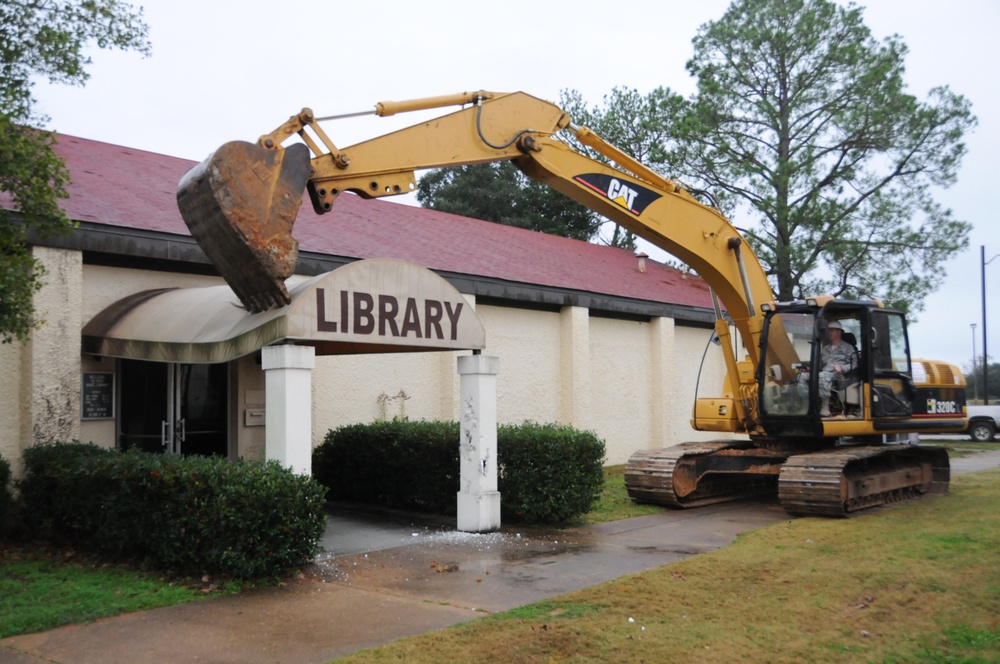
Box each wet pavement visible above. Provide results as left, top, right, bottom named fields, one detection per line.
left=318, top=499, right=787, bottom=615
left=3, top=449, right=999, bottom=664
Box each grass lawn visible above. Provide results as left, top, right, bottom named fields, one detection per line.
left=0, top=547, right=206, bottom=638
left=2, top=441, right=998, bottom=660
left=337, top=464, right=1000, bottom=663
left=581, top=463, right=668, bottom=524
left=933, top=438, right=1000, bottom=457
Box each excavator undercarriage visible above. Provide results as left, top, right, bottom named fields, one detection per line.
left=625, top=440, right=950, bottom=517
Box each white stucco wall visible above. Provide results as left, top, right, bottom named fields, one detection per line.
left=670, top=325, right=733, bottom=441
left=235, top=353, right=266, bottom=461
left=270, top=296, right=735, bottom=464
left=587, top=316, right=655, bottom=464
left=28, top=247, right=83, bottom=446
left=306, top=299, right=733, bottom=466
left=2, top=259, right=737, bottom=479
left=0, top=341, right=24, bottom=477
left=478, top=305, right=563, bottom=424
left=311, top=350, right=462, bottom=436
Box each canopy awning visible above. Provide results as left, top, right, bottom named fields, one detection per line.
left=83, top=258, right=486, bottom=363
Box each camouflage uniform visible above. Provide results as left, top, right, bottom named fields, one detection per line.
left=819, top=340, right=856, bottom=416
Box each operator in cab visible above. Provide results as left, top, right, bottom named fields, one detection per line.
left=819, top=320, right=854, bottom=417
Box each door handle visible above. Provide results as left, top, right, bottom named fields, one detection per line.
left=161, top=420, right=171, bottom=451
left=177, top=418, right=186, bottom=443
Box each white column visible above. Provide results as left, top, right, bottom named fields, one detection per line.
left=559, top=305, right=591, bottom=427
left=456, top=354, right=500, bottom=533
left=262, top=344, right=315, bottom=475
left=24, top=247, right=82, bottom=448
left=650, top=316, right=675, bottom=447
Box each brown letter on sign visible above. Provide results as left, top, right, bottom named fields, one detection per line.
left=444, top=301, right=463, bottom=340
left=400, top=298, right=423, bottom=338
left=424, top=300, right=443, bottom=339
left=354, top=293, right=374, bottom=334
left=379, top=295, right=400, bottom=337
left=316, top=288, right=337, bottom=332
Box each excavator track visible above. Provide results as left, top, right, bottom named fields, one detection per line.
left=778, top=445, right=950, bottom=517
left=625, top=440, right=786, bottom=508
left=626, top=441, right=950, bottom=517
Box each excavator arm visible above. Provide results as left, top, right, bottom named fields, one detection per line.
left=177, top=90, right=788, bottom=429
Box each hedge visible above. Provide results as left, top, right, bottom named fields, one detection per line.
left=16, top=443, right=328, bottom=579
left=496, top=421, right=607, bottom=523
left=312, top=421, right=459, bottom=513
left=0, top=453, right=11, bottom=536
left=313, top=420, right=605, bottom=523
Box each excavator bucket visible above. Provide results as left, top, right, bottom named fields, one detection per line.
left=176, top=141, right=312, bottom=312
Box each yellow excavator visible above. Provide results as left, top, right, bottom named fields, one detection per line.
left=176, top=91, right=967, bottom=517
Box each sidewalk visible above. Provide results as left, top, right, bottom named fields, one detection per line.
left=3, top=449, right=999, bottom=664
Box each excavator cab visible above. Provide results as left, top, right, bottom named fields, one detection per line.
left=756, top=301, right=923, bottom=436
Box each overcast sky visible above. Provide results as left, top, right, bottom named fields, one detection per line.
left=30, top=0, right=1000, bottom=374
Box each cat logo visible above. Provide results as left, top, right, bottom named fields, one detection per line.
left=607, top=179, right=638, bottom=211
left=573, top=173, right=661, bottom=215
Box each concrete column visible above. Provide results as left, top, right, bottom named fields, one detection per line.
left=559, top=305, right=590, bottom=428
left=650, top=316, right=676, bottom=446
left=3, top=247, right=81, bottom=478
left=23, top=247, right=82, bottom=448
left=262, top=344, right=315, bottom=475
left=456, top=354, right=500, bottom=533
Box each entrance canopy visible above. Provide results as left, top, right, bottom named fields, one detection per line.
left=83, top=259, right=486, bottom=363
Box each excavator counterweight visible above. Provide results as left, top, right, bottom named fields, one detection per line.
left=176, top=141, right=312, bottom=312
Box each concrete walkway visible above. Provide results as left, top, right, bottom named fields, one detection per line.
left=3, top=450, right=999, bottom=664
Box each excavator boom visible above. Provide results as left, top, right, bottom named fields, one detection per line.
left=177, top=91, right=775, bottom=368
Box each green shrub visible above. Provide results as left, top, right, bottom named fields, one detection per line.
left=313, top=420, right=605, bottom=524
left=313, top=420, right=459, bottom=513
left=17, top=443, right=327, bottom=579
left=16, top=442, right=117, bottom=540
left=497, top=422, right=606, bottom=524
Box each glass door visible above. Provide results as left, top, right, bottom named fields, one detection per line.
left=119, top=360, right=170, bottom=453
left=869, top=310, right=914, bottom=418
left=175, top=363, right=229, bottom=457
left=118, top=359, right=230, bottom=457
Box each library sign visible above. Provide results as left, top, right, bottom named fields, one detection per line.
left=283, top=258, right=485, bottom=354
left=82, top=258, right=485, bottom=364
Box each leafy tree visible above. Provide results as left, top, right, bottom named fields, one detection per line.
left=420, top=0, right=974, bottom=316
left=0, top=0, right=150, bottom=342
left=670, top=0, right=974, bottom=313
left=416, top=161, right=600, bottom=242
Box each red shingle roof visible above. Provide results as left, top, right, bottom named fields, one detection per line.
left=44, top=134, right=714, bottom=309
